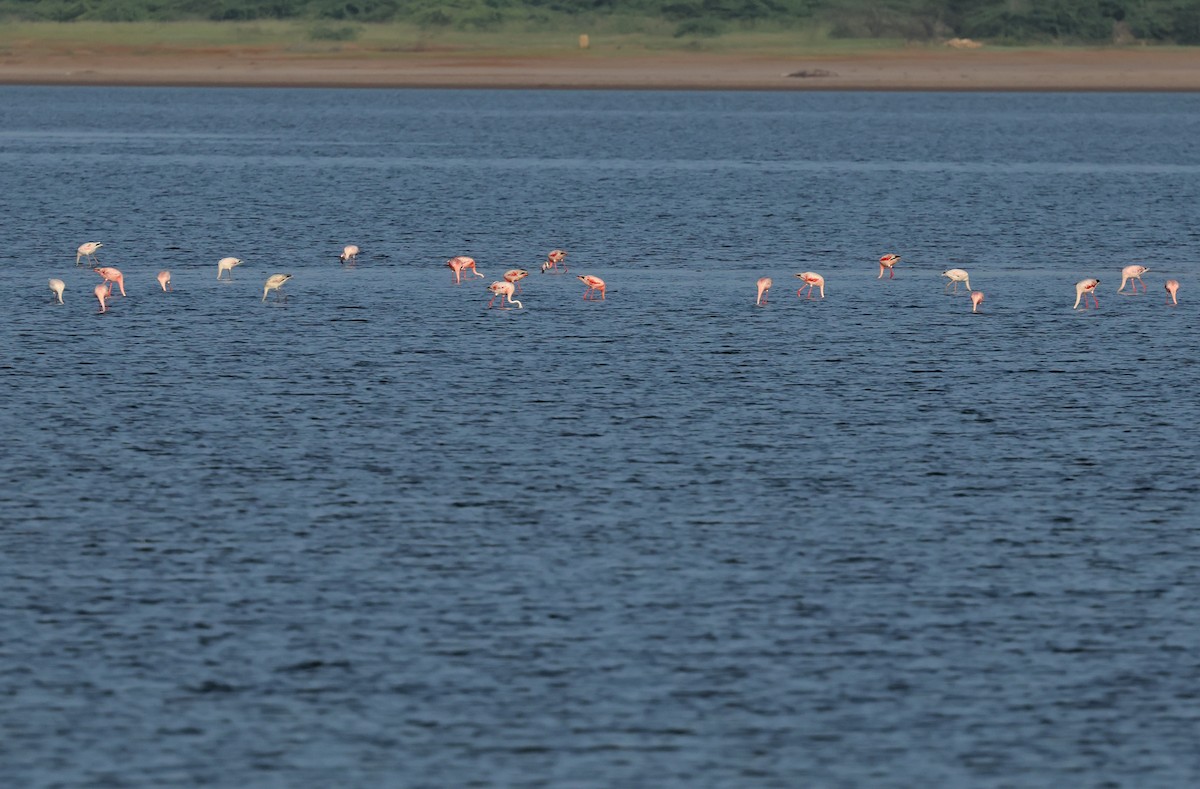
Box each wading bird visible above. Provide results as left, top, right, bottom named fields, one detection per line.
left=1118, top=264, right=1149, bottom=294
left=487, top=281, right=523, bottom=310
left=94, top=283, right=112, bottom=313
left=542, top=249, right=568, bottom=274
left=447, top=256, right=482, bottom=284
left=756, top=277, right=772, bottom=306
left=579, top=274, right=606, bottom=301
left=94, top=266, right=125, bottom=297
left=878, top=253, right=901, bottom=279
left=1074, top=278, right=1100, bottom=310
left=971, top=291, right=984, bottom=313
left=340, top=245, right=359, bottom=264
left=49, top=278, right=65, bottom=304
left=263, top=273, right=292, bottom=302
left=795, top=272, right=825, bottom=299
left=76, top=242, right=103, bottom=266
left=1161, top=274, right=1180, bottom=302
left=217, top=257, right=242, bottom=280
left=943, top=268, right=972, bottom=293
left=503, top=269, right=530, bottom=293
left=157, top=271, right=172, bottom=292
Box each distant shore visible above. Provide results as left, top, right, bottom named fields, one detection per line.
left=3, top=42, right=1200, bottom=91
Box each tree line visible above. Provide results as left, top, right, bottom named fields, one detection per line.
left=2, top=0, right=1199, bottom=45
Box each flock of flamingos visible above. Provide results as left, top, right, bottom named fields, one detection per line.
left=52, top=243, right=1181, bottom=313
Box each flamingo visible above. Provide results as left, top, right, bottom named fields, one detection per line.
left=795, top=272, right=825, bottom=299
left=1161, top=278, right=1180, bottom=305
left=217, top=257, right=242, bottom=280
left=579, top=274, right=606, bottom=301
left=1074, top=278, right=1100, bottom=310
left=542, top=249, right=568, bottom=274
left=49, top=278, right=65, bottom=304
left=157, top=270, right=172, bottom=292
left=94, top=266, right=125, bottom=297
left=263, top=273, right=292, bottom=302
left=504, top=269, right=530, bottom=293
left=76, top=242, right=103, bottom=266
left=340, top=245, right=360, bottom=264
left=447, top=256, right=482, bottom=285
left=942, top=268, right=971, bottom=293
left=94, top=283, right=112, bottom=313
left=971, top=291, right=984, bottom=313
left=1118, top=264, right=1149, bottom=294
left=487, top=281, right=524, bottom=310
left=756, top=277, right=772, bottom=306
left=878, top=253, right=901, bottom=279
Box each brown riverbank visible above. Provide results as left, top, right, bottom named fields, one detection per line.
left=3, top=45, right=1200, bottom=91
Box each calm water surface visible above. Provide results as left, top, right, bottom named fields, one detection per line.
left=1, top=87, right=1198, bottom=787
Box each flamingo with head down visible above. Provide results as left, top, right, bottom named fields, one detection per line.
left=1118, top=264, right=1149, bottom=294
left=1074, top=278, right=1100, bottom=310
left=542, top=249, right=568, bottom=274
left=340, top=245, right=360, bottom=264
left=76, top=242, right=103, bottom=266
left=447, top=256, right=483, bottom=284
left=217, top=257, right=242, bottom=280
left=579, top=274, right=606, bottom=301
left=878, top=254, right=901, bottom=279
left=49, top=278, right=65, bottom=304
left=504, top=269, right=530, bottom=293
left=971, top=291, right=984, bottom=313
left=94, top=283, right=112, bottom=313
left=756, top=277, right=772, bottom=306
left=94, top=267, right=125, bottom=297
left=488, top=281, right=524, bottom=309
left=795, top=272, right=825, bottom=299
left=943, top=268, right=971, bottom=293
left=1165, top=279, right=1180, bottom=306
left=157, top=271, right=172, bottom=292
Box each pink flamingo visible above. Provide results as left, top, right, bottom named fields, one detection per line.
left=487, top=281, right=524, bottom=309
left=447, top=256, right=483, bottom=285
left=76, top=242, right=103, bottom=266
left=1161, top=278, right=1180, bottom=305
left=157, top=270, right=172, bottom=292
left=94, top=283, right=112, bottom=313
left=971, top=291, right=984, bottom=313
left=542, top=249, right=568, bottom=274
left=1074, top=278, right=1100, bottom=310
left=795, top=272, right=825, bottom=299
left=756, top=277, right=772, bottom=306
left=340, top=245, right=360, bottom=264
left=942, top=268, right=972, bottom=293
left=94, top=266, right=125, bottom=297
left=579, top=274, right=606, bottom=301
left=1118, top=264, right=1149, bottom=294
left=504, top=269, right=530, bottom=293
left=217, top=257, right=242, bottom=280
left=49, top=278, right=66, bottom=304
left=878, top=253, right=901, bottom=279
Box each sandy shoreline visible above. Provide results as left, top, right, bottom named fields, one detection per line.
left=3, top=47, right=1200, bottom=91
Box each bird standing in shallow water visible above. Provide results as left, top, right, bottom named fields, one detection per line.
left=487, top=281, right=523, bottom=309
left=1074, top=278, right=1100, bottom=310
left=263, top=274, right=292, bottom=302
left=94, top=283, right=112, bottom=313
left=49, top=278, right=65, bottom=304
left=579, top=274, right=606, bottom=301
left=340, top=245, right=359, bottom=264
left=943, top=268, right=972, bottom=293
left=542, top=249, right=568, bottom=274
left=971, top=291, right=984, bottom=313
left=1118, top=264, right=1149, bottom=294
left=878, top=254, right=901, bottom=279
left=94, top=267, right=125, bottom=297
left=756, top=277, right=772, bottom=306
left=1165, top=279, right=1180, bottom=306
left=217, top=257, right=242, bottom=280
left=157, top=271, right=172, bottom=292
left=795, top=272, right=825, bottom=299
left=447, top=256, right=482, bottom=285
left=503, top=269, right=529, bottom=293
left=76, top=242, right=103, bottom=266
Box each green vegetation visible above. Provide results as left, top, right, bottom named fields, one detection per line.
left=0, top=0, right=1198, bottom=45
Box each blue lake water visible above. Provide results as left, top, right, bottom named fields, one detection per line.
left=1, top=86, right=1198, bottom=786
